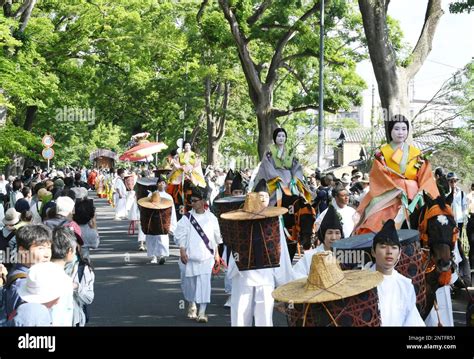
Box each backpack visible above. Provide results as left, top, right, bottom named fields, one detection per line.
left=0, top=230, right=15, bottom=252
left=0, top=272, right=27, bottom=326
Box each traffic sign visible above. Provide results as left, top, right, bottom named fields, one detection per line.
left=42, top=135, right=55, bottom=147
left=42, top=147, right=55, bottom=160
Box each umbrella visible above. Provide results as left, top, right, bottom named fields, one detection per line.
left=120, top=141, right=168, bottom=161
left=119, top=153, right=154, bottom=162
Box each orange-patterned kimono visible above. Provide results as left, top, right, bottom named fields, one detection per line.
left=354, top=143, right=439, bottom=234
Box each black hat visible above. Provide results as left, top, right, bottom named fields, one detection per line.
left=231, top=172, right=244, bottom=192
left=372, top=219, right=400, bottom=249
left=190, top=186, right=207, bottom=200
left=387, top=114, right=410, bottom=141
left=318, top=205, right=344, bottom=242
left=225, top=169, right=235, bottom=182
left=253, top=179, right=268, bottom=193
left=156, top=175, right=167, bottom=184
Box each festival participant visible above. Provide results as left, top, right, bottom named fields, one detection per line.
left=113, top=169, right=128, bottom=220
left=222, top=193, right=294, bottom=326
left=355, top=115, right=439, bottom=233
left=253, top=128, right=311, bottom=206
left=174, top=187, right=222, bottom=323
left=168, top=142, right=206, bottom=188
left=139, top=176, right=177, bottom=265
left=369, top=219, right=425, bottom=326
left=293, top=205, right=343, bottom=279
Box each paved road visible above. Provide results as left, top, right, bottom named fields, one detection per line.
left=88, top=193, right=286, bottom=326
left=88, top=193, right=470, bottom=327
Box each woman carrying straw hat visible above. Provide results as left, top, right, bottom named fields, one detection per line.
left=222, top=191, right=294, bottom=326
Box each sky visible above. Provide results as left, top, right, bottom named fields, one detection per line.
left=356, top=0, right=474, bottom=126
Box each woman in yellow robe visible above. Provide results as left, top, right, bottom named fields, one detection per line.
left=354, top=115, right=439, bottom=234
left=168, top=141, right=206, bottom=188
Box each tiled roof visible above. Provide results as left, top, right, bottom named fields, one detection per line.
left=340, top=128, right=446, bottom=151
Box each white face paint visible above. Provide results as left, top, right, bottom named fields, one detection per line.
left=390, top=122, right=408, bottom=144
left=437, top=215, right=449, bottom=226
left=275, top=131, right=286, bottom=146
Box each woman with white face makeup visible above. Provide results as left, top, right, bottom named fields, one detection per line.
left=168, top=141, right=206, bottom=189
left=354, top=114, right=439, bottom=234
left=253, top=127, right=311, bottom=207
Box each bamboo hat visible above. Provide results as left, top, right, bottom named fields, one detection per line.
left=138, top=191, right=173, bottom=210
left=221, top=192, right=287, bottom=220
left=272, top=251, right=383, bottom=304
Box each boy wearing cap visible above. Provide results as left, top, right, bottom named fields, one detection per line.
left=174, top=186, right=222, bottom=323
left=370, top=219, right=424, bottom=326
left=12, top=261, right=72, bottom=326
left=293, top=205, right=343, bottom=279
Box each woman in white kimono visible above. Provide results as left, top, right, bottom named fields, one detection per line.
left=174, top=186, right=222, bottom=323
left=370, top=219, right=425, bottom=326
left=222, top=192, right=295, bottom=327
left=293, top=205, right=343, bottom=279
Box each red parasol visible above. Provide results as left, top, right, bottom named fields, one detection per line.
left=119, top=141, right=168, bottom=162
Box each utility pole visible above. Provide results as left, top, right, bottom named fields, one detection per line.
left=155, top=131, right=159, bottom=167
left=317, top=0, right=325, bottom=168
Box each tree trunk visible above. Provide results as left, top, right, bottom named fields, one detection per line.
left=0, top=89, right=5, bottom=126
left=205, top=77, right=229, bottom=166
left=377, top=68, right=410, bottom=140
left=255, top=86, right=277, bottom=159
left=23, top=105, right=37, bottom=131
left=358, top=0, right=443, bottom=142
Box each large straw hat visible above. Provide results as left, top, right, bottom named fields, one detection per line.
left=138, top=191, right=173, bottom=209
left=272, top=251, right=383, bottom=304
left=221, top=192, right=287, bottom=220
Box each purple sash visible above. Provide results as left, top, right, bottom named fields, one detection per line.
left=185, top=213, right=214, bottom=255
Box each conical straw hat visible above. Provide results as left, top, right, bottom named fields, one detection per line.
left=272, top=251, right=383, bottom=304
left=221, top=192, right=287, bottom=220
left=138, top=191, right=173, bottom=210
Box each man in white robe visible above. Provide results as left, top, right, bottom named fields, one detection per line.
left=223, top=191, right=294, bottom=326
left=174, top=187, right=222, bottom=323
left=145, top=176, right=177, bottom=264
left=293, top=205, right=343, bottom=279
left=113, top=169, right=127, bottom=220
left=370, top=219, right=425, bottom=326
